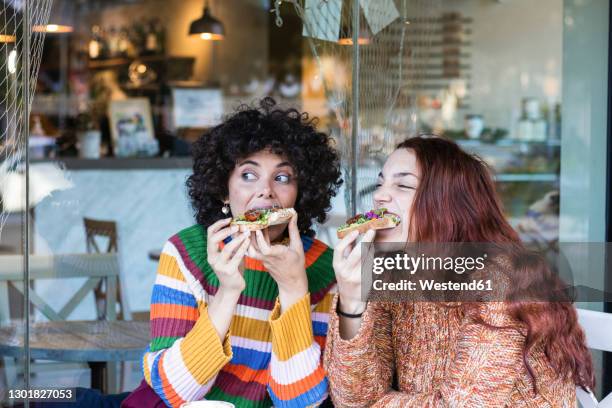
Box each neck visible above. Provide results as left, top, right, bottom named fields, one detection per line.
left=268, top=225, right=289, bottom=242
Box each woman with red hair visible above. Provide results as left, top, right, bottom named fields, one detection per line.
left=324, top=136, right=593, bottom=407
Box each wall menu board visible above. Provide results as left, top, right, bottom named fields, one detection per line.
left=171, top=87, right=224, bottom=129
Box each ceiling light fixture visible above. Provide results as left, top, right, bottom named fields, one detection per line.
left=189, top=1, right=225, bottom=41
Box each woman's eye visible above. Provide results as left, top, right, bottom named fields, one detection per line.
left=242, top=172, right=257, bottom=181
left=398, top=185, right=415, bottom=190
left=375, top=183, right=382, bottom=188
left=276, top=174, right=291, bottom=183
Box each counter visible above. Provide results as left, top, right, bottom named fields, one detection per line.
left=32, top=157, right=192, bottom=170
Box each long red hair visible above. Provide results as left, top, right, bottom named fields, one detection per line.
left=397, top=135, right=594, bottom=391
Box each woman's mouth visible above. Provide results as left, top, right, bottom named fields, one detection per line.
left=249, top=204, right=281, bottom=211
left=382, top=210, right=402, bottom=221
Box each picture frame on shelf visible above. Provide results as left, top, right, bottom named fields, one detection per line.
left=108, top=97, right=157, bottom=157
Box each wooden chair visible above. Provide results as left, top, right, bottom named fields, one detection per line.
left=0, top=253, right=120, bottom=394
left=83, top=218, right=131, bottom=321
left=84, top=218, right=140, bottom=390
left=576, top=308, right=612, bottom=407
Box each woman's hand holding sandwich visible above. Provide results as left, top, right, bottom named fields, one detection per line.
left=250, top=213, right=308, bottom=312
left=332, top=228, right=375, bottom=339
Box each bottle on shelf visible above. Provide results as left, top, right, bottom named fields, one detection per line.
left=88, top=25, right=102, bottom=59
left=532, top=119, right=547, bottom=142
left=107, top=26, right=119, bottom=58
left=131, top=22, right=146, bottom=56
left=517, top=97, right=547, bottom=142
left=517, top=117, right=533, bottom=142
left=154, top=18, right=165, bottom=55
left=553, top=103, right=561, bottom=140
left=464, top=114, right=484, bottom=139
left=145, top=19, right=158, bottom=55
left=118, top=27, right=131, bottom=58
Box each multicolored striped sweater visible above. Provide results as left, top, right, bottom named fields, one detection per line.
left=142, top=224, right=337, bottom=408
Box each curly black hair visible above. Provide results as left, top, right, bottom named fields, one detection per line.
left=186, top=97, right=343, bottom=237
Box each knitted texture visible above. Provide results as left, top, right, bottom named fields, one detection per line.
left=324, top=295, right=577, bottom=407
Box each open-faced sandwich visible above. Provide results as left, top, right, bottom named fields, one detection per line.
left=336, top=208, right=401, bottom=239
left=231, top=207, right=296, bottom=232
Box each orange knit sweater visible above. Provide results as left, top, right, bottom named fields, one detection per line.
left=323, top=276, right=577, bottom=407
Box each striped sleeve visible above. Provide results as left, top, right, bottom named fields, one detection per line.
left=142, top=241, right=233, bottom=408
left=266, top=289, right=335, bottom=407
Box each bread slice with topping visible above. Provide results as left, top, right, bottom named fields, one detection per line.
left=231, top=207, right=296, bottom=232
left=336, top=208, right=400, bottom=239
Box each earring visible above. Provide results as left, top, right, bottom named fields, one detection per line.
left=221, top=203, right=230, bottom=215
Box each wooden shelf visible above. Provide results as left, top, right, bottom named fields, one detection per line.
left=406, top=17, right=474, bottom=24
left=456, top=139, right=561, bottom=148
left=494, top=173, right=559, bottom=182
left=404, top=41, right=473, bottom=47
left=87, top=54, right=194, bottom=70
left=88, top=57, right=130, bottom=69
left=121, top=83, right=161, bottom=91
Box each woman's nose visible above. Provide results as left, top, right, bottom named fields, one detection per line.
left=373, top=185, right=391, bottom=204
left=257, top=185, right=274, bottom=199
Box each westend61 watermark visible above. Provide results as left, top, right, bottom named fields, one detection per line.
left=372, top=277, right=493, bottom=292
left=360, top=242, right=612, bottom=302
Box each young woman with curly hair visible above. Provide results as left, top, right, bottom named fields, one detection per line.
left=324, top=136, right=593, bottom=407
left=122, top=98, right=342, bottom=408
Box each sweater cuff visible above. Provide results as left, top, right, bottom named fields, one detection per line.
left=328, top=294, right=374, bottom=348
left=269, top=292, right=314, bottom=360
left=181, top=302, right=233, bottom=384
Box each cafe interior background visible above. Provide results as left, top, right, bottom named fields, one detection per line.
left=0, top=0, right=610, bottom=404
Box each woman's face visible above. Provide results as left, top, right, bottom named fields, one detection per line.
left=227, top=149, right=298, bottom=241
left=372, top=148, right=420, bottom=243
